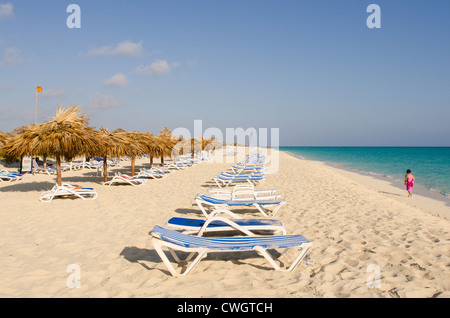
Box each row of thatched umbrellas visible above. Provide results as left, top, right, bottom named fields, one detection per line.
left=0, top=105, right=218, bottom=186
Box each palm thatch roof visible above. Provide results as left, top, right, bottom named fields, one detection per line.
left=6, top=124, right=35, bottom=138
left=158, top=127, right=172, bottom=137
left=95, top=127, right=135, bottom=182
left=115, top=131, right=148, bottom=175
left=0, top=131, right=8, bottom=147
left=0, top=131, right=9, bottom=156
left=2, top=105, right=100, bottom=185
left=112, top=128, right=127, bottom=133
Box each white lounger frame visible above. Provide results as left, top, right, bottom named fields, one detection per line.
left=150, top=225, right=312, bottom=277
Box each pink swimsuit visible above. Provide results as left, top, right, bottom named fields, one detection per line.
left=406, top=178, right=414, bottom=192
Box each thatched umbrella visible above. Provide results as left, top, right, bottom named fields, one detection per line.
left=115, top=131, right=147, bottom=176
left=95, top=127, right=133, bottom=183
left=157, top=128, right=176, bottom=166
left=2, top=105, right=100, bottom=186
left=190, top=137, right=205, bottom=158
left=6, top=124, right=35, bottom=138
left=0, top=131, right=8, bottom=147
left=158, top=135, right=178, bottom=166
left=0, top=131, right=8, bottom=157
left=137, top=132, right=163, bottom=168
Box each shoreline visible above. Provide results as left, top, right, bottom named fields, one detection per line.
left=280, top=149, right=450, bottom=221
left=279, top=147, right=450, bottom=197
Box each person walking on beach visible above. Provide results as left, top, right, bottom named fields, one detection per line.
left=404, top=169, right=415, bottom=197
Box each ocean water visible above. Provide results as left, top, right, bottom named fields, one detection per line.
left=279, top=147, right=450, bottom=197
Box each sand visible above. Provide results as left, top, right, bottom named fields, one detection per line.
left=0, top=149, right=449, bottom=298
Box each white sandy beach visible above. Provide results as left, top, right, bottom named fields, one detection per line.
left=0, top=149, right=449, bottom=298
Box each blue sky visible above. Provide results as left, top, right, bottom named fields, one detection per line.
left=0, top=0, right=449, bottom=146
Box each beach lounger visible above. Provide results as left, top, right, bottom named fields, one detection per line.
left=83, top=161, right=103, bottom=170
left=166, top=213, right=286, bottom=236
left=0, top=170, right=23, bottom=182
left=39, top=183, right=98, bottom=202
left=213, top=174, right=265, bottom=188
left=219, top=171, right=265, bottom=177
left=104, top=173, right=147, bottom=186
left=32, top=159, right=57, bottom=175
left=195, top=194, right=286, bottom=217
left=231, top=166, right=267, bottom=174
left=208, top=184, right=277, bottom=196
left=165, top=162, right=187, bottom=170
left=150, top=225, right=312, bottom=276
left=207, top=184, right=280, bottom=200
left=137, top=169, right=169, bottom=179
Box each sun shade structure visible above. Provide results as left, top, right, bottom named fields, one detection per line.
left=0, top=131, right=8, bottom=147
left=1, top=105, right=101, bottom=186
left=95, top=127, right=135, bottom=183
left=115, top=131, right=148, bottom=176
left=0, top=131, right=8, bottom=156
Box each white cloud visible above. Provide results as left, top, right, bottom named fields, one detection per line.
left=134, top=60, right=179, bottom=76
left=86, top=93, right=120, bottom=110
left=87, top=40, right=143, bottom=57
left=0, top=47, right=22, bottom=66
left=39, top=88, right=68, bottom=100
left=103, top=72, right=128, bottom=88
left=0, top=2, right=13, bottom=19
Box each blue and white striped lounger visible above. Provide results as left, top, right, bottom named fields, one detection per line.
left=167, top=216, right=286, bottom=236
left=195, top=194, right=286, bottom=217
left=104, top=174, right=147, bottom=186
left=137, top=169, right=168, bottom=179
left=39, top=184, right=98, bottom=202
left=207, top=184, right=280, bottom=200
left=231, top=164, right=266, bottom=173
left=150, top=225, right=312, bottom=276
left=213, top=174, right=265, bottom=188
left=0, top=170, right=23, bottom=182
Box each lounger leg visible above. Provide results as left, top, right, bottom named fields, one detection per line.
left=151, top=238, right=180, bottom=277
left=183, top=249, right=208, bottom=276
left=287, top=243, right=313, bottom=272
left=254, top=243, right=313, bottom=272
left=253, top=246, right=281, bottom=270
left=168, top=248, right=182, bottom=263
left=195, top=199, right=210, bottom=218
left=271, top=201, right=286, bottom=217
left=151, top=238, right=208, bottom=277
left=254, top=204, right=269, bottom=217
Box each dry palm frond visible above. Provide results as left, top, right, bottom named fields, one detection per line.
left=94, top=127, right=135, bottom=182
left=0, top=131, right=8, bottom=147
left=115, top=131, right=149, bottom=175
left=2, top=105, right=100, bottom=185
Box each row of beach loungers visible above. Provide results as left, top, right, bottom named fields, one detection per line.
left=148, top=151, right=313, bottom=277
left=1, top=152, right=212, bottom=202
left=38, top=154, right=212, bottom=202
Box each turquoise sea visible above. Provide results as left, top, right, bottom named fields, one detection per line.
left=279, top=147, right=450, bottom=197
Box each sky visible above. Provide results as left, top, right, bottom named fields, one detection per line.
left=0, top=0, right=449, bottom=146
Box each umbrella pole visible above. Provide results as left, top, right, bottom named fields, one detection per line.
left=56, top=155, right=62, bottom=186
left=103, top=156, right=108, bottom=183
left=131, top=156, right=135, bottom=176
